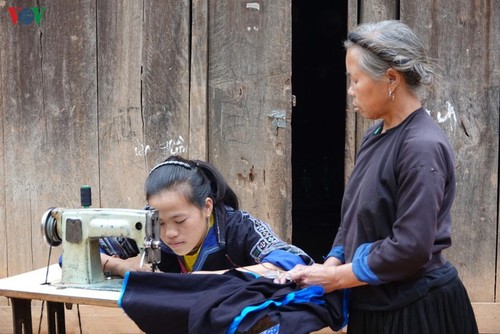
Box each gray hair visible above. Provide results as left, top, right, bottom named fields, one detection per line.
left=345, top=20, right=436, bottom=94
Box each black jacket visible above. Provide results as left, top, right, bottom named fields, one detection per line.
left=119, top=269, right=345, bottom=333
left=158, top=205, right=314, bottom=273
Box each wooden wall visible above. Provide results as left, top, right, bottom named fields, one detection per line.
left=0, top=0, right=499, bottom=332
left=0, top=0, right=194, bottom=277
left=208, top=0, right=293, bottom=239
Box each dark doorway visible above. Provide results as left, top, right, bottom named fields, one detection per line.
left=291, top=1, right=347, bottom=263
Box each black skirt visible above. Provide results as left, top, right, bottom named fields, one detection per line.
left=347, top=276, right=478, bottom=334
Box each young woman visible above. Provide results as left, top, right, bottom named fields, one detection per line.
left=285, top=20, right=478, bottom=333
left=101, top=155, right=313, bottom=278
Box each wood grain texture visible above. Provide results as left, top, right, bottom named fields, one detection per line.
left=36, top=0, right=99, bottom=274
left=402, top=0, right=500, bottom=302
left=489, top=0, right=500, bottom=306
left=97, top=1, right=146, bottom=208
left=0, top=0, right=99, bottom=278
left=0, top=0, right=45, bottom=278
left=141, top=0, right=191, bottom=169
left=0, top=0, right=8, bottom=297
left=189, top=0, right=209, bottom=161
left=359, top=0, right=398, bottom=23
left=208, top=0, right=293, bottom=239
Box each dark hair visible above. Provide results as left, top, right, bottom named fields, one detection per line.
left=145, top=155, right=239, bottom=210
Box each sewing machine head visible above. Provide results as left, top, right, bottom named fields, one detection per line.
left=41, top=207, right=161, bottom=288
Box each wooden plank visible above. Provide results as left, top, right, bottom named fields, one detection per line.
left=473, top=303, right=500, bottom=334
left=37, top=0, right=99, bottom=204
left=141, top=0, right=191, bottom=169
left=0, top=12, right=6, bottom=307
left=492, top=0, right=500, bottom=306
left=208, top=0, right=293, bottom=239
left=189, top=0, right=209, bottom=161
left=0, top=0, right=99, bottom=278
left=359, top=0, right=398, bottom=22
left=0, top=7, right=6, bottom=290
left=0, top=1, right=45, bottom=279
left=33, top=0, right=99, bottom=273
left=97, top=1, right=146, bottom=208
left=402, top=0, right=499, bottom=302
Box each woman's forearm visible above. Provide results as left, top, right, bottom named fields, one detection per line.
left=101, top=253, right=144, bottom=277
left=332, top=263, right=366, bottom=290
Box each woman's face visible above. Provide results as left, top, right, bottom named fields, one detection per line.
left=346, top=46, right=390, bottom=120
left=148, top=189, right=213, bottom=256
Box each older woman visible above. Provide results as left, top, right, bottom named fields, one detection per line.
left=286, top=20, right=478, bottom=334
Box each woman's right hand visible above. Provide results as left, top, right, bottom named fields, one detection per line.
left=101, top=253, right=153, bottom=277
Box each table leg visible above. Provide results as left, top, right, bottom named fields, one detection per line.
left=47, top=301, right=66, bottom=334
left=11, top=298, right=33, bottom=334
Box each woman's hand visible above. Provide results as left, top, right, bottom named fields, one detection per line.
left=286, top=264, right=338, bottom=292
left=272, top=256, right=342, bottom=286
left=101, top=253, right=153, bottom=277
left=274, top=260, right=366, bottom=293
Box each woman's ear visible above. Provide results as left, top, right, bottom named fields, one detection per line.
left=386, top=68, right=400, bottom=87
left=204, top=197, right=214, bottom=218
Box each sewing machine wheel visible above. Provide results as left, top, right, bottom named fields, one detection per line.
left=41, top=208, right=62, bottom=247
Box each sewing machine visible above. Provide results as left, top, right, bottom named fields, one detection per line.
left=40, top=207, right=161, bottom=290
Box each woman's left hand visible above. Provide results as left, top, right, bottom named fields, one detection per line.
left=273, top=264, right=337, bottom=292
left=282, top=262, right=366, bottom=293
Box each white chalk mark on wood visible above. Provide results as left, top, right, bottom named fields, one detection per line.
left=159, top=135, right=187, bottom=155
left=246, top=2, right=260, bottom=10
left=435, top=101, right=457, bottom=132
left=135, top=136, right=187, bottom=156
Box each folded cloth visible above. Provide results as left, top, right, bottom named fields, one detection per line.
left=119, top=269, right=345, bottom=334
left=99, top=237, right=140, bottom=259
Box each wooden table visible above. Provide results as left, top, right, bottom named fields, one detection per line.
left=0, top=264, right=122, bottom=334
